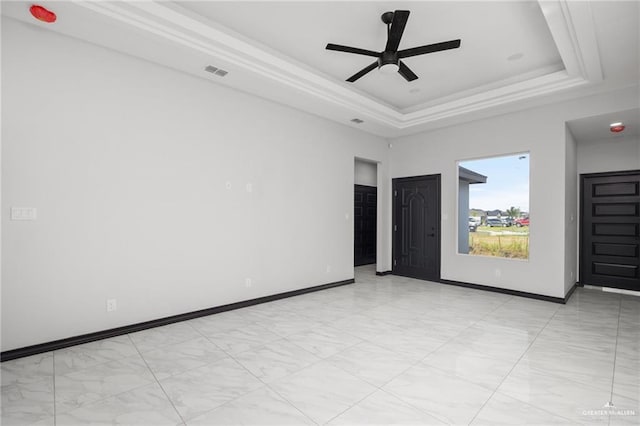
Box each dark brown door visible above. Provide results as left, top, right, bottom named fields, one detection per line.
left=580, top=170, right=640, bottom=291
left=354, top=185, right=377, bottom=266
left=393, top=174, right=441, bottom=281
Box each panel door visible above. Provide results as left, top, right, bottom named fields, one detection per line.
left=393, top=175, right=441, bottom=281
left=354, top=185, right=377, bottom=266
left=581, top=171, right=640, bottom=291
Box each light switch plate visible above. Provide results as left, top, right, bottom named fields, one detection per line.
left=11, top=207, right=37, bottom=221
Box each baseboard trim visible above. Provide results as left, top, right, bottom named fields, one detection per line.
left=437, top=278, right=570, bottom=304
left=564, top=282, right=578, bottom=301
left=376, top=271, right=392, bottom=276
left=1, top=278, right=355, bottom=362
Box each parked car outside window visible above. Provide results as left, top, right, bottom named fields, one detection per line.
left=486, top=218, right=505, bottom=227
left=515, top=217, right=530, bottom=227
left=501, top=218, right=515, bottom=227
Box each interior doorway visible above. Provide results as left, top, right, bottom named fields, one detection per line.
left=354, top=159, right=378, bottom=267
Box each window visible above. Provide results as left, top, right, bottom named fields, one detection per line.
left=458, top=153, right=530, bottom=259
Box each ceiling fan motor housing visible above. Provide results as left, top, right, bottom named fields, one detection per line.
left=379, top=50, right=399, bottom=68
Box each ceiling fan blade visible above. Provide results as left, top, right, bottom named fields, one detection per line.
left=326, top=43, right=380, bottom=57
left=346, top=61, right=378, bottom=82
left=398, top=39, right=461, bottom=58
left=385, top=10, right=410, bottom=52
left=398, top=61, right=418, bottom=81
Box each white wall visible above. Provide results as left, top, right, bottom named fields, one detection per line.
left=1, top=18, right=390, bottom=351
left=577, top=135, right=640, bottom=175
left=389, top=89, right=639, bottom=299
left=354, top=159, right=377, bottom=187
left=564, top=127, right=578, bottom=293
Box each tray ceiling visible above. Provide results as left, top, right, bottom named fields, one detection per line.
left=2, top=1, right=637, bottom=137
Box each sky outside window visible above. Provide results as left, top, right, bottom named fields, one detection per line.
left=461, top=153, right=530, bottom=213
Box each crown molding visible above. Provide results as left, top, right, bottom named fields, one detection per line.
left=538, top=0, right=603, bottom=82
left=74, top=0, right=603, bottom=132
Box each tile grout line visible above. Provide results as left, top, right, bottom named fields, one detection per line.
left=203, top=278, right=401, bottom=425
left=319, top=385, right=380, bottom=425
left=283, top=328, right=364, bottom=361
left=262, top=383, right=323, bottom=426
left=189, top=317, right=325, bottom=426
left=466, top=300, right=575, bottom=425
left=53, top=364, right=156, bottom=419
left=217, top=346, right=321, bottom=426
left=372, top=294, right=519, bottom=425
left=127, top=333, right=187, bottom=426
left=128, top=328, right=232, bottom=384
left=177, top=335, right=273, bottom=423
left=324, top=289, right=518, bottom=425
left=607, top=296, right=623, bottom=426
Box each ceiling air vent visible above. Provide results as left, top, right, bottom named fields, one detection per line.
left=351, top=118, right=364, bottom=124
left=204, top=65, right=228, bottom=77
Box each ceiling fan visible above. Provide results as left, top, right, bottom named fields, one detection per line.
left=326, top=10, right=461, bottom=82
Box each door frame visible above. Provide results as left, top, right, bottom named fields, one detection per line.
left=579, top=169, right=640, bottom=288
left=392, top=174, right=442, bottom=281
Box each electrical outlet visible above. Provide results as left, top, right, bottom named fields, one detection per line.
left=495, top=269, right=501, bottom=278
left=245, top=183, right=253, bottom=193
left=245, top=278, right=252, bottom=288
left=326, top=265, right=331, bottom=273
left=106, top=299, right=117, bottom=312
left=11, top=207, right=37, bottom=221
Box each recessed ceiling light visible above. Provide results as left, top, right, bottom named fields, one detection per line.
left=507, top=53, right=524, bottom=61
left=610, top=122, right=625, bottom=133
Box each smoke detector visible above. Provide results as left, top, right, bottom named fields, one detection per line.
left=609, top=122, right=625, bottom=133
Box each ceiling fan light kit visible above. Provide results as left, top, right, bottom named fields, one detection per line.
left=326, top=10, right=461, bottom=82
left=379, top=63, right=400, bottom=74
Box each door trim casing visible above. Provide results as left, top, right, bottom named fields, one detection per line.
left=392, top=174, right=442, bottom=281
left=579, top=169, right=640, bottom=289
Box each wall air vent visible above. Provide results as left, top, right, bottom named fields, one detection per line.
left=351, top=118, right=364, bottom=124
left=204, top=65, right=228, bottom=77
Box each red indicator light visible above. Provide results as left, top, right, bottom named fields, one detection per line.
left=30, top=5, right=57, bottom=23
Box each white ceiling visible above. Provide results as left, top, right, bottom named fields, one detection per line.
left=2, top=1, right=639, bottom=138
left=182, top=1, right=563, bottom=110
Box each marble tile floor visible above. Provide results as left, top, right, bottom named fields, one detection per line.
left=2, top=265, right=639, bottom=425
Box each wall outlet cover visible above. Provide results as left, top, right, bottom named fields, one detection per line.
left=11, top=207, right=37, bottom=220
left=106, top=299, right=117, bottom=312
